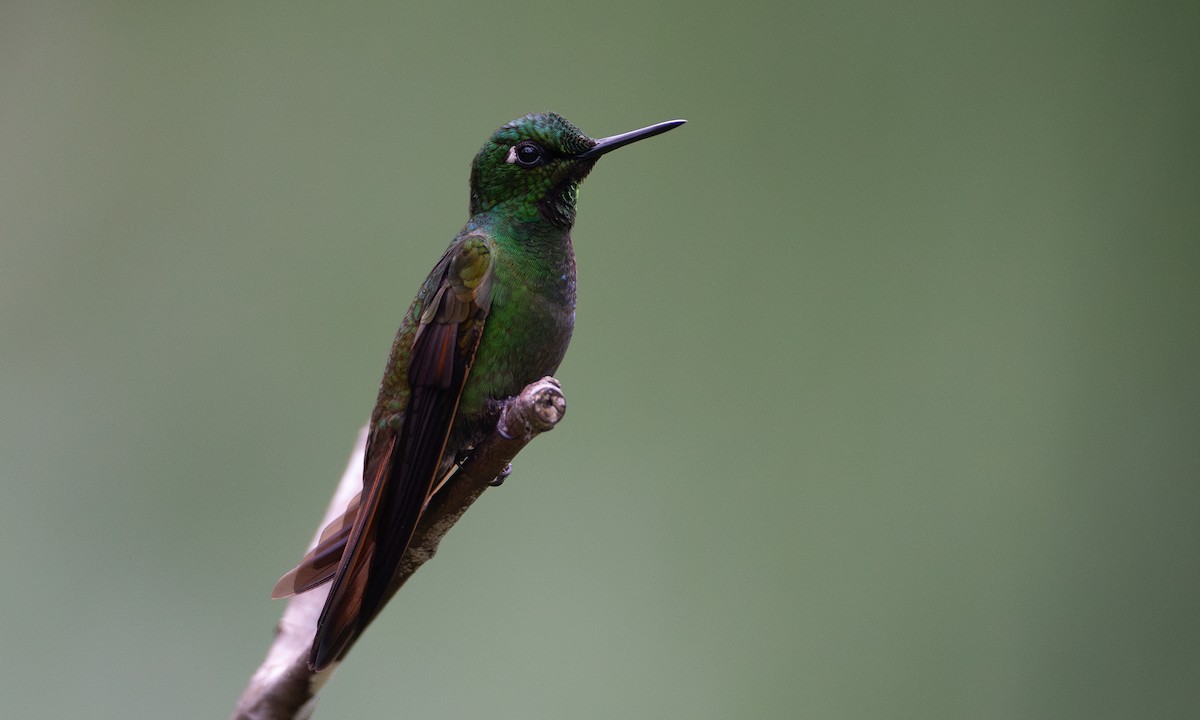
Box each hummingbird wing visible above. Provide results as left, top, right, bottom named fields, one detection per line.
left=297, top=234, right=495, bottom=671
left=270, top=491, right=362, bottom=598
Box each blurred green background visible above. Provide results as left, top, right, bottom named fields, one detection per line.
left=2, top=1, right=1198, bottom=718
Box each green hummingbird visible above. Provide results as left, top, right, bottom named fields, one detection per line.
left=273, top=112, right=685, bottom=671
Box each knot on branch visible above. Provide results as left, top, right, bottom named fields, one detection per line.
left=499, top=377, right=566, bottom=441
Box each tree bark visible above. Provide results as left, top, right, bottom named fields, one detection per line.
left=230, top=377, right=567, bottom=720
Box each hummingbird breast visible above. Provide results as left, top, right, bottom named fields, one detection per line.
left=452, top=234, right=577, bottom=447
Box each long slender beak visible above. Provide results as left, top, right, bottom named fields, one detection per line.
left=577, top=119, right=687, bottom=159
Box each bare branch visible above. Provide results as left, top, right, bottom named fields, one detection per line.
left=231, top=377, right=567, bottom=720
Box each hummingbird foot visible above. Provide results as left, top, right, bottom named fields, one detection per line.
left=488, top=463, right=513, bottom=486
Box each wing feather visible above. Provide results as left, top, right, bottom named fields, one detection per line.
left=270, top=491, right=362, bottom=598
left=302, top=234, right=494, bottom=671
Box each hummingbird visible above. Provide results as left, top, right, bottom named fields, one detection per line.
left=272, top=112, right=685, bottom=671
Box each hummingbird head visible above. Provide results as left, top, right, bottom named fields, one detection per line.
left=469, top=112, right=685, bottom=227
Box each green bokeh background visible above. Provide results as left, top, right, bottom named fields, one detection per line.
left=3, top=1, right=1197, bottom=718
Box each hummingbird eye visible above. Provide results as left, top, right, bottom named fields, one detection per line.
left=509, top=142, right=544, bottom=168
